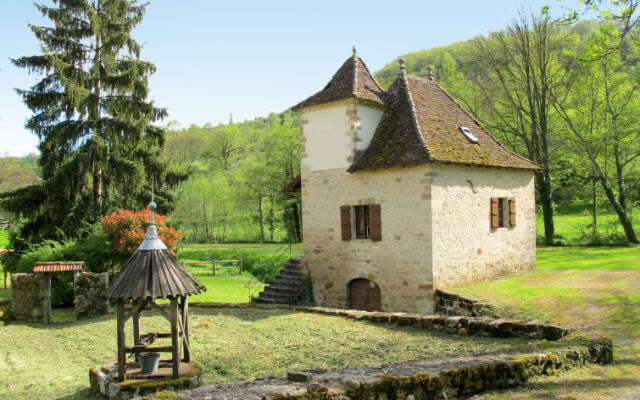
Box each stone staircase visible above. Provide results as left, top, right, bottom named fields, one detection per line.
left=253, top=258, right=307, bottom=305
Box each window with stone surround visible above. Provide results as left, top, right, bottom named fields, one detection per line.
left=341, top=204, right=381, bottom=241
left=491, top=197, right=515, bottom=229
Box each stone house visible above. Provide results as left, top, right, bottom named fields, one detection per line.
left=287, top=50, right=539, bottom=314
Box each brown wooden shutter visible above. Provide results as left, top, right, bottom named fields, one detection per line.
left=490, top=198, right=499, bottom=229
left=370, top=204, right=382, bottom=241
left=340, top=206, right=351, bottom=240
left=508, top=197, right=516, bottom=227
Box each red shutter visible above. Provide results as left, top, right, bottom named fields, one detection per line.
left=509, top=197, right=516, bottom=227
left=370, top=204, right=382, bottom=241
left=340, top=206, right=351, bottom=241
left=490, top=198, right=499, bottom=229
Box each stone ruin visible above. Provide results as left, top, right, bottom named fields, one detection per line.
left=74, top=272, right=110, bottom=318
left=10, top=273, right=46, bottom=322
left=9, top=271, right=109, bottom=322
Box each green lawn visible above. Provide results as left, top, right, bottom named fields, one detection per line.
left=536, top=204, right=640, bottom=245
left=178, top=268, right=263, bottom=303
left=453, top=246, right=640, bottom=399
left=180, top=242, right=302, bottom=255
left=0, top=230, right=8, bottom=248
left=0, top=307, right=553, bottom=400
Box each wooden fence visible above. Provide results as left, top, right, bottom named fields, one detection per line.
left=181, top=259, right=242, bottom=276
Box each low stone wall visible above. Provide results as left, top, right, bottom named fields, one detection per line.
left=10, top=273, right=46, bottom=322
left=74, top=272, right=109, bottom=318
left=300, top=306, right=568, bottom=340
left=435, top=289, right=497, bottom=317
left=166, top=344, right=612, bottom=400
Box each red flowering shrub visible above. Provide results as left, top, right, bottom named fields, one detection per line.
left=101, top=208, right=182, bottom=257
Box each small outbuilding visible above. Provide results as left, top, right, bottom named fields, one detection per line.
left=287, top=49, right=540, bottom=314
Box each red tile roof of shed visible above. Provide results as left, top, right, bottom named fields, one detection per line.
left=33, top=261, right=84, bottom=273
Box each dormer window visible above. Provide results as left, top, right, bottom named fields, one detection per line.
left=459, top=126, right=479, bottom=144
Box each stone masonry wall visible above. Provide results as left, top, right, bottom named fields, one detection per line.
left=435, top=289, right=497, bottom=318
left=431, top=163, right=537, bottom=288
left=74, top=272, right=109, bottom=318
left=301, top=164, right=434, bottom=314
left=10, top=273, right=46, bottom=322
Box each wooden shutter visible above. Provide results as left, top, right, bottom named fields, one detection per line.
left=340, top=206, right=351, bottom=241
left=370, top=204, right=382, bottom=241
left=490, top=198, right=499, bottom=229
left=508, top=197, right=516, bottom=227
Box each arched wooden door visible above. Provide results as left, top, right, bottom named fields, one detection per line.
left=349, top=279, right=381, bottom=311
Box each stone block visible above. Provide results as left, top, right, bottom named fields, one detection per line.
left=74, top=272, right=109, bottom=318
left=10, top=273, right=46, bottom=322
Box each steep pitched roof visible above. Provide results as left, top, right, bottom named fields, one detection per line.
left=292, top=53, right=386, bottom=111
left=350, top=72, right=540, bottom=172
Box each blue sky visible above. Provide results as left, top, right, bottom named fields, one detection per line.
left=0, top=0, right=582, bottom=156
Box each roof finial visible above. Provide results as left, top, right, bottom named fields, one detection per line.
left=352, top=46, right=357, bottom=57
left=399, top=58, right=406, bottom=76
left=428, top=65, right=435, bottom=81
left=149, top=176, right=157, bottom=225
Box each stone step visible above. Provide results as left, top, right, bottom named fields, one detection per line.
left=270, top=277, right=306, bottom=287
left=252, top=296, right=276, bottom=304
left=255, top=292, right=297, bottom=303
left=273, top=271, right=306, bottom=280
left=261, top=285, right=300, bottom=296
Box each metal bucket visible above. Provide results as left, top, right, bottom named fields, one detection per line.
left=138, top=352, right=161, bottom=374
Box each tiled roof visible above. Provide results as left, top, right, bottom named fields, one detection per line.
left=348, top=77, right=430, bottom=172
left=350, top=72, right=540, bottom=171
left=33, top=261, right=84, bottom=273
left=292, top=54, right=386, bottom=111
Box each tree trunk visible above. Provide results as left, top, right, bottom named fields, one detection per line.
left=597, top=167, right=638, bottom=243
left=269, top=197, right=275, bottom=242
left=258, top=191, right=264, bottom=242
left=536, top=168, right=554, bottom=244
left=592, top=172, right=598, bottom=234
left=614, top=143, right=629, bottom=214
left=93, top=0, right=103, bottom=220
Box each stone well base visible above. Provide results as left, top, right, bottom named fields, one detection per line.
left=89, top=361, right=202, bottom=399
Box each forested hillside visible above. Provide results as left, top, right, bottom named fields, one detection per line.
left=0, top=155, right=39, bottom=228
left=376, top=17, right=640, bottom=245
left=164, top=111, right=301, bottom=243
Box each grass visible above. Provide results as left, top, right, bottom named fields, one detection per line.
left=177, top=268, right=263, bottom=303
left=0, top=307, right=555, bottom=400
left=180, top=242, right=302, bottom=255
left=0, top=230, right=8, bottom=248
left=452, top=246, right=640, bottom=399
left=536, top=203, right=640, bottom=245
left=177, top=242, right=303, bottom=284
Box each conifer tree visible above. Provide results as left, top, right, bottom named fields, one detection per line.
left=2, top=0, right=184, bottom=242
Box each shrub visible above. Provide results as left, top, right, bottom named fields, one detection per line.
left=12, top=225, right=121, bottom=305
left=101, top=208, right=182, bottom=257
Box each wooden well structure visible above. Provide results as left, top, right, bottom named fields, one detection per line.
left=102, top=199, right=205, bottom=381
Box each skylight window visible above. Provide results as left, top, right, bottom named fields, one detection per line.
left=459, top=126, right=479, bottom=144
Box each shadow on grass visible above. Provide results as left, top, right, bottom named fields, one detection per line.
left=523, top=377, right=640, bottom=394
left=56, top=388, right=100, bottom=400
